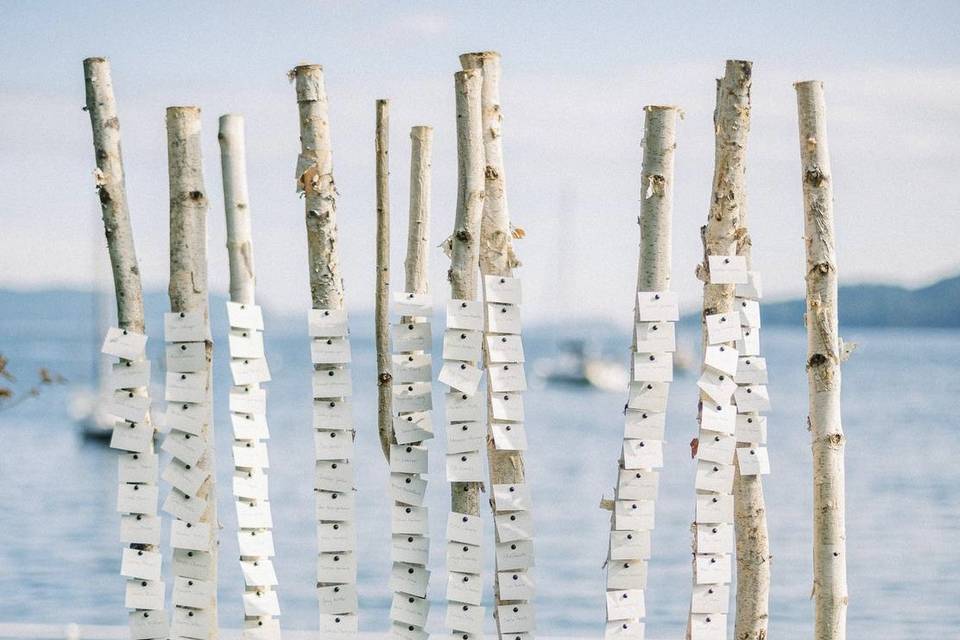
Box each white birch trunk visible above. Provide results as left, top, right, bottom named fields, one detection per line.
left=796, top=79, right=848, bottom=640
left=448, top=69, right=485, bottom=518
left=166, top=105, right=217, bottom=636
left=405, top=127, right=433, bottom=295
left=219, top=113, right=282, bottom=634
left=375, top=99, right=394, bottom=460
left=84, top=56, right=165, bottom=634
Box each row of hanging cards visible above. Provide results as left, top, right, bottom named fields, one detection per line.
left=688, top=258, right=770, bottom=640
left=440, top=293, right=487, bottom=640
left=309, top=308, right=360, bottom=637
left=482, top=275, right=536, bottom=639
left=605, top=290, right=679, bottom=640
left=225, top=301, right=282, bottom=636
left=158, top=311, right=218, bottom=637
left=102, top=328, right=168, bottom=640
left=388, top=292, right=434, bottom=640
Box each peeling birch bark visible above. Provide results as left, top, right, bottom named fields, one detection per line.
left=448, top=69, right=485, bottom=518
left=166, top=105, right=217, bottom=635
left=405, top=126, right=433, bottom=294
left=796, top=79, right=848, bottom=640
left=375, top=99, right=393, bottom=460
left=84, top=56, right=165, bottom=631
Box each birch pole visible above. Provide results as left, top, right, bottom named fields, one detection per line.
left=405, top=127, right=432, bottom=296
left=459, top=51, right=534, bottom=638
left=219, top=114, right=282, bottom=633
left=375, top=99, right=393, bottom=460
left=166, top=105, right=217, bottom=635
left=448, top=69, right=485, bottom=517
left=84, top=57, right=167, bottom=638
left=294, top=64, right=359, bottom=636
left=796, top=80, right=848, bottom=640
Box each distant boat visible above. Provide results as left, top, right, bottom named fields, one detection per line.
left=535, top=339, right=694, bottom=392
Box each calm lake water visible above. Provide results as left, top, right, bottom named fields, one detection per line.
left=0, top=303, right=957, bottom=638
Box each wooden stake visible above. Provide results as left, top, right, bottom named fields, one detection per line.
left=796, top=79, right=848, bottom=640
left=375, top=99, right=393, bottom=460
left=166, top=105, right=217, bottom=634
left=448, top=69, right=485, bottom=517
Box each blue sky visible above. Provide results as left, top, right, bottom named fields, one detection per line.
left=1, top=1, right=958, bottom=321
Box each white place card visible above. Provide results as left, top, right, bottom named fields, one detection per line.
left=697, top=432, right=736, bottom=465
left=445, top=390, right=483, bottom=422
left=125, top=577, right=164, bottom=611
left=392, top=505, right=429, bottom=535
left=237, top=500, right=274, bottom=529
left=165, top=341, right=206, bottom=373
left=319, top=613, right=358, bottom=636
left=230, top=385, right=268, bottom=415
left=311, top=337, right=352, bottom=365
left=690, top=613, right=726, bottom=640
left=390, top=445, right=429, bottom=474
left=231, top=411, right=269, bottom=440
left=695, top=553, right=732, bottom=584
left=636, top=291, right=679, bottom=322
left=446, top=421, right=486, bottom=454
left=172, top=575, right=213, bottom=609
left=498, top=570, right=535, bottom=601
left=495, top=510, right=534, bottom=542
left=318, top=522, right=355, bottom=553
left=493, top=483, right=532, bottom=511
left=704, top=344, right=738, bottom=376
left=447, top=299, right=485, bottom=331
left=737, top=298, right=761, bottom=328
left=128, top=610, right=168, bottom=640
left=697, top=370, right=737, bottom=406
left=235, top=468, right=270, bottom=500
left=171, top=604, right=210, bottom=638
left=315, top=429, right=354, bottom=461
left=166, top=401, right=207, bottom=437
left=700, top=403, right=736, bottom=435
left=486, top=303, right=522, bottom=334
left=484, top=274, right=522, bottom=305
left=390, top=562, right=430, bottom=598
left=394, top=383, right=433, bottom=413
left=447, top=601, right=487, bottom=635
left=696, top=523, right=733, bottom=555
left=162, top=487, right=206, bottom=523
left=309, top=308, right=349, bottom=337
left=734, top=385, right=771, bottom=413
left=446, top=512, right=482, bottom=546
left=392, top=353, right=432, bottom=383
left=617, top=468, right=659, bottom=501
left=447, top=571, right=483, bottom=606
left=614, top=499, right=655, bottom=531
left=491, top=422, right=527, bottom=450
left=737, top=327, right=760, bottom=356
left=393, top=291, right=432, bottom=316
left=110, top=420, right=153, bottom=453
left=497, top=603, right=535, bottom=634
left=315, top=460, right=352, bottom=493
left=392, top=533, right=429, bottom=566
left=609, top=529, right=651, bottom=561
left=735, top=414, right=767, bottom=444
left=487, top=333, right=525, bottom=363
left=318, top=551, right=357, bottom=584
left=161, top=430, right=205, bottom=467
left=393, top=321, right=432, bottom=353
left=394, top=411, right=434, bottom=445
left=391, top=622, right=428, bottom=640
left=606, top=588, right=645, bottom=621
left=118, top=452, right=158, bottom=484
left=390, top=473, right=428, bottom=506
left=695, top=495, right=734, bottom=524
left=110, top=359, right=151, bottom=390
left=735, top=357, right=768, bottom=385
left=438, top=361, right=483, bottom=395
left=737, top=446, right=770, bottom=475
left=164, top=311, right=206, bottom=342
left=447, top=541, right=482, bottom=575
left=238, top=528, right=276, bottom=557
left=604, top=619, right=645, bottom=639
left=226, top=301, right=264, bottom=330
left=623, top=439, right=664, bottom=469
left=607, top=559, right=647, bottom=590
left=488, top=363, right=527, bottom=392
left=119, top=514, right=161, bottom=546
left=234, top=440, right=270, bottom=469
left=102, top=327, right=147, bottom=360
left=315, top=490, right=354, bottom=521
left=229, top=328, right=265, bottom=359
left=162, top=458, right=206, bottom=496
left=705, top=312, right=742, bottom=345
left=627, top=382, right=669, bottom=412
left=165, top=371, right=206, bottom=404
left=312, top=368, right=353, bottom=399
left=171, top=520, right=212, bottom=551
left=121, top=547, right=162, bottom=581
left=496, top=539, right=535, bottom=570
left=491, top=392, right=524, bottom=422
left=635, top=321, right=676, bottom=353
left=691, top=583, right=730, bottom=615
left=443, top=329, right=483, bottom=362
left=736, top=271, right=763, bottom=300
left=390, top=592, right=429, bottom=628
left=633, top=352, right=673, bottom=382
left=318, top=583, right=358, bottom=614
left=707, top=255, right=748, bottom=284
left=446, top=451, right=484, bottom=482
left=695, top=460, right=735, bottom=494
left=313, top=398, right=352, bottom=429
left=105, top=389, right=151, bottom=424
left=117, top=483, right=158, bottom=515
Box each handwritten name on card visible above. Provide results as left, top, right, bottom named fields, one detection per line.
left=165, top=341, right=206, bottom=373
left=226, top=301, right=264, bottom=330
left=627, top=382, right=669, bottom=412
left=488, top=363, right=527, bottom=392
left=238, top=528, right=276, bottom=557
left=164, top=311, right=207, bottom=342
left=484, top=275, right=522, bottom=305
left=447, top=299, right=484, bottom=331
left=707, top=255, right=748, bottom=284
left=445, top=421, right=486, bottom=454
left=700, top=403, right=736, bottom=435
left=609, top=529, right=651, bottom=561
left=443, top=329, right=482, bottom=362
left=486, top=303, right=522, bottom=334
left=393, top=383, right=433, bottom=414
left=736, top=446, right=770, bottom=475
left=102, top=327, right=147, bottom=360
left=622, top=439, right=664, bottom=469
left=617, top=469, right=660, bottom=501
left=311, top=337, right=352, bottom=365
left=697, top=432, right=737, bottom=465
left=636, top=292, right=679, bottom=322
left=734, top=385, right=771, bottom=414
left=446, top=451, right=485, bottom=482
left=111, top=359, right=151, bottom=390
left=635, top=321, right=676, bottom=353
left=493, top=483, right=532, bottom=511
left=495, top=510, right=534, bottom=543
left=392, top=321, right=432, bottom=353
left=705, top=312, right=742, bottom=345
left=633, top=352, right=673, bottom=383
left=491, top=422, right=528, bottom=450
left=393, top=291, right=432, bottom=316
left=446, top=512, right=482, bottom=545
left=392, top=353, right=432, bottom=383
left=695, top=553, right=732, bottom=584
left=694, top=460, right=735, bottom=495
left=394, top=411, right=434, bottom=445
left=313, top=399, right=353, bottom=429
left=438, top=361, right=483, bottom=395
left=487, top=333, right=525, bottom=363
left=734, top=356, right=767, bottom=385
left=229, top=328, right=265, bottom=359
left=606, top=588, right=645, bottom=621
left=312, top=368, right=353, bottom=399
left=392, top=533, right=429, bottom=566
left=697, top=370, right=737, bottom=406
left=308, top=309, right=349, bottom=337
left=695, top=495, right=734, bottom=524
left=498, top=570, right=535, bottom=601
left=735, top=414, right=767, bottom=443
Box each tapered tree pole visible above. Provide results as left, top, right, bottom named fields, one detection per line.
left=219, top=113, right=282, bottom=633
left=448, top=69, right=485, bottom=517
left=375, top=99, right=393, bottom=460
left=405, top=127, right=433, bottom=296
left=166, top=106, right=217, bottom=634
left=796, top=79, right=847, bottom=640
left=84, top=57, right=166, bottom=635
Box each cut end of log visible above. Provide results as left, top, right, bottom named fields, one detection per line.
left=459, top=51, right=500, bottom=68
left=794, top=79, right=823, bottom=90
left=83, top=56, right=108, bottom=66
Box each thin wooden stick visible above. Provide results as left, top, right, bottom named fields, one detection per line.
left=375, top=99, right=393, bottom=461
left=796, top=79, right=848, bottom=640
left=220, top=114, right=255, bottom=305
left=166, top=105, right=217, bottom=635
left=448, top=69, right=485, bottom=518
